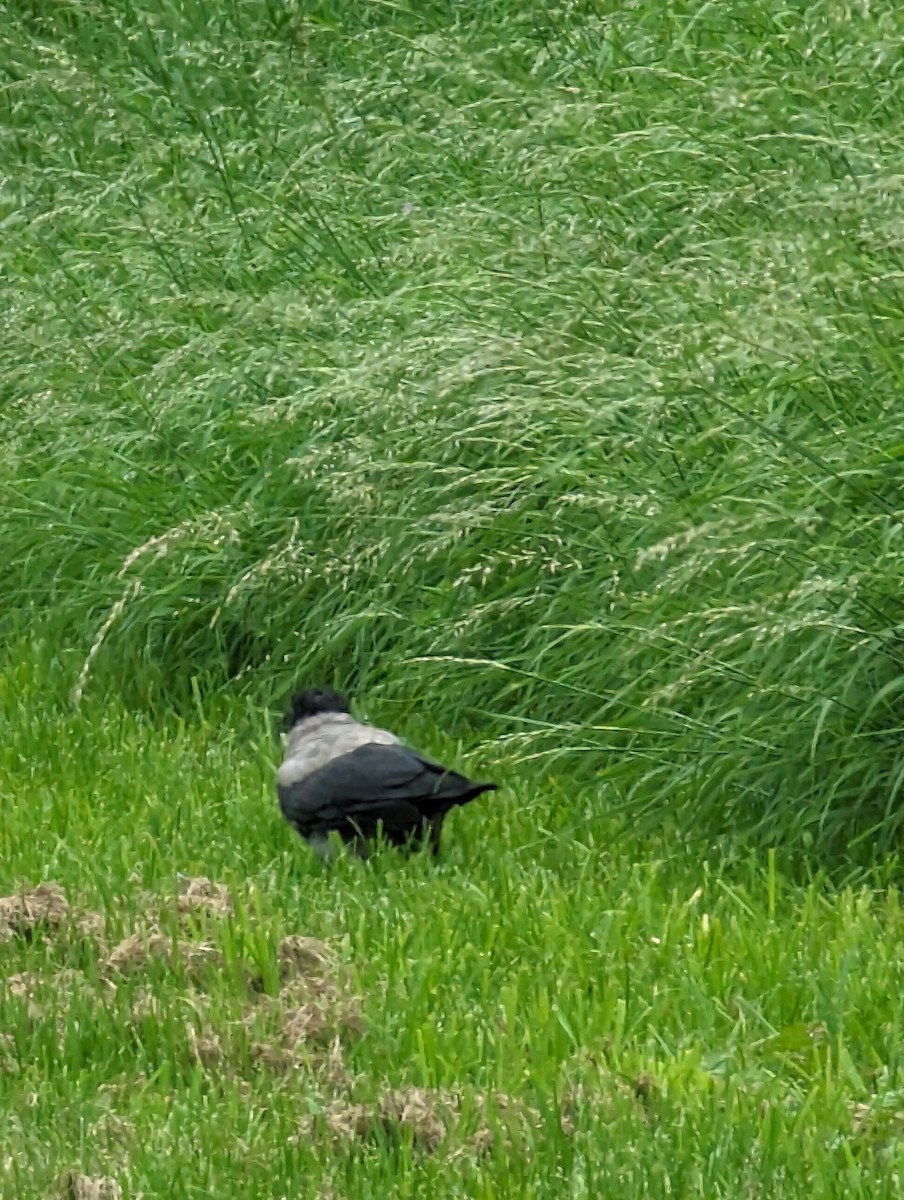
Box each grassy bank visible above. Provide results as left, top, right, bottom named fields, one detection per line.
left=4, top=0, right=904, bottom=857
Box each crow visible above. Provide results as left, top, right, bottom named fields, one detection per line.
left=276, top=686, right=498, bottom=859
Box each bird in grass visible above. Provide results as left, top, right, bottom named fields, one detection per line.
left=276, top=686, right=498, bottom=859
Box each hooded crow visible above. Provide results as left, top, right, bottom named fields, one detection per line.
left=276, top=687, right=498, bottom=859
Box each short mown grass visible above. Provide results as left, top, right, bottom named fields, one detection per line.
left=3, top=653, right=904, bottom=1198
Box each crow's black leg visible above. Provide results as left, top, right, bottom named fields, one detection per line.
left=426, top=815, right=445, bottom=857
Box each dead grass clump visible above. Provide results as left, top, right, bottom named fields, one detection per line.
left=57, top=1173, right=122, bottom=1200
left=298, top=1086, right=539, bottom=1156
left=109, top=927, right=358, bottom=1086
left=312, top=1036, right=354, bottom=1091
left=246, top=935, right=337, bottom=998
left=244, top=977, right=360, bottom=1080
left=0, top=884, right=104, bottom=944
left=302, top=1087, right=458, bottom=1153
left=374, top=1087, right=458, bottom=1151
left=182, top=1025, right=327, bottom=1080
left=247, top=1040, right=297, bottom=1073
left=128, top=986, right=165, bottom=1023
left=140, top=877, right=234, bottom=926
left=163, top=998, right=356, bottom=1088
left=7, top=968, right=100, bottom=1001
left=5, top=972, right=44, bottom=1013
left=128, top=986, right=211, bottom=1030
left=244, top=973, right=363, bottom=1063
left=0, top=1032, right=16, bottom=1072
left=104, top=931, right=222, bottom=979
left=248, top=935, right=363, bottom=1048
left=181, top=1018, right=355, bottom=1087
left=276, top=935, right=335, bottom=982
left=248, top=1033, right=354, bottom=1089
left=277, top=973, right=349, bottom=1005
left=465, top=1090, right=543, bottom=1156
left=97, top=1074, right=148, bottom=1102
left=177, top=875, right=234, bottom=919
left=279, top=989, right=364, bottom=1046
left=0, top=884, right=70, bottom=939
left=850, top=1101, right=873, bottom=1134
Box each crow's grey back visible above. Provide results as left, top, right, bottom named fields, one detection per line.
left=277, top=712, right=399, bottom=788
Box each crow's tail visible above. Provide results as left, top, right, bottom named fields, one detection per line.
left=455, top=781, right=498, bottom=807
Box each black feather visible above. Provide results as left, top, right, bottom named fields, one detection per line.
left=278, top=742, right=498, bottom=854
left=283, top=687, right=350, bottom=731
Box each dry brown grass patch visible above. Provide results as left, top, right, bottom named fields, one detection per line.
left=246, top=934, right=363, bottom=1050
left=298, top=1086, right=540, bottom=1156
left=248, top=1033, right=354, bottom=1088
left=87, top=1112, right=136, bottom=1147
left=275, top=934, right=335, bottom=982
left=0, top=884, right=102, bottom=944
left=848, top=1097, right=904, bottom=1140
left=7, top=968, right=107, bottom=1001
left=278, top=985, right=364, bottom=1046
left=179, top=1014, right=355, bottom=1087
left=176, top=875, right=234, bottom=919
left=137, top=875, right=234, bottom=930
left=0, top=1032, right=16, bottom=1073
left=57, top=1173, right=123, bottom=1200
left=304, top=1087, right=457, bottom=1153
left=104, top=930, right=222, bottom=979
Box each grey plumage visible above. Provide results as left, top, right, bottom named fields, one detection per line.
left=276, top=687, right=498, bottom=859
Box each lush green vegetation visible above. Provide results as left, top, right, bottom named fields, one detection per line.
left=3, top=664, right=904, bottom=1198
left=3, top=0, right=904, bottom=856
left=3, top=0, right=904, bottom=1194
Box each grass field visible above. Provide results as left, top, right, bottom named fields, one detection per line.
left=4, top=663, right=904, bottom=1198
left=3, top=0, right=904, bottom=1194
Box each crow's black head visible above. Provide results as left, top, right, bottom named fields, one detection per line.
left=284, top=687, right=352, bottom=730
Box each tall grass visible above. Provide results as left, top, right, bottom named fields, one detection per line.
left=2, top=0, right=904, bottom=859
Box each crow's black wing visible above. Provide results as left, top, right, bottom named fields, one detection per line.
left=324, top=743, right=495, bottom=809
left=278, top=742, right=495, bottom=843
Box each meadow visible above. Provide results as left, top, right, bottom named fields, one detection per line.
left=2, top=0, right=904, bottom=1194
